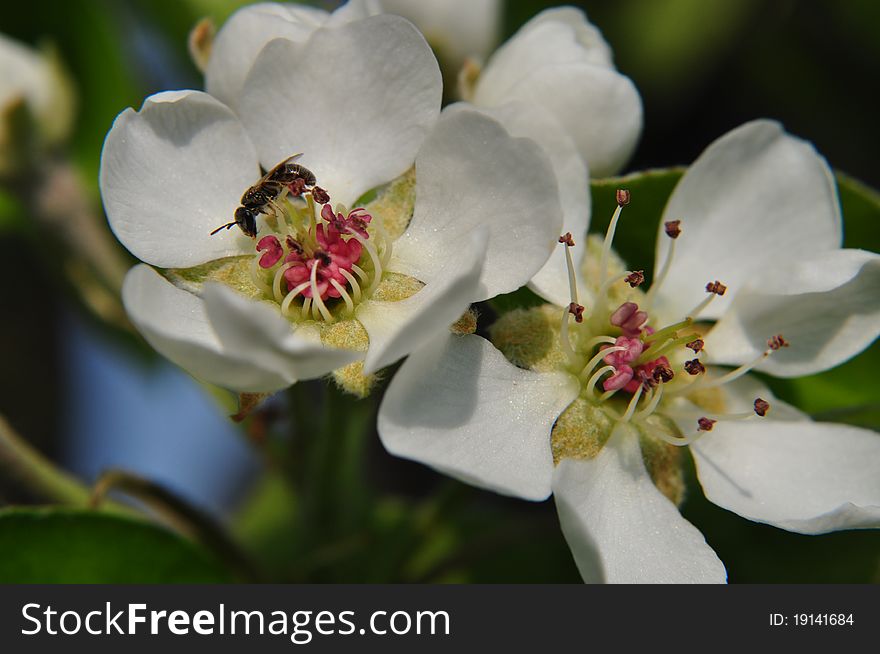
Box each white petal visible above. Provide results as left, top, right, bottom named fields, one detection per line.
left=518, top=7, right=614, bottom=68
left=553, top=424, right=727, bottom=583
left=705, top=249, right=880, bottom=377
left=99, top=90, right=260, bottom=268
left=477, top=62, right=642, bottom=178
left=205, top=3, right=328, bottom=110
left=691, top=420, right=880, bottom=534
left=201, top=283, right=361, bottom=383
left=393, top=106, right=562, bottom=301
left=380, top=0, right=502, bottom=70
left=378, top=333, right=579, bottom=500
left=122, top=264, right=290, bottom=392
left=239, top=15, right=441, bottom=207
left=654, top=120, right=843, bottom=321
left=475, top=7, right=612, bottom=107
left=470, top=101, right=590, bottom=307
left=358, top=227, right=488, bottom=375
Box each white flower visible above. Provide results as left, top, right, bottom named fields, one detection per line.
left=464, top=7, right=643, bottom=179
left=100, top=14, right=562, bottom=394
left=0, top=32, right=75, bottom=170
left=378, top=0, right=502, bottom=79
left=378, top=120, right=880, bottom=583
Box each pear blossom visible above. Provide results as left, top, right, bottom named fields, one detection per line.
left=378, top=120, right=880, bottom=583
left=461, top=7, right=643, bottom=178
left=100, top=14, right=562, bottom=394
left=0, top=32, right=75, bottom=172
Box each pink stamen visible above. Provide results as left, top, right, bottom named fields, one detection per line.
left=610, top=301, right=648, bottom=337
left=256, top=235, right=283, bottom=268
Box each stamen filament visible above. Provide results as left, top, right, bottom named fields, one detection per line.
left=564, top=242, right=580, bottom=305
left=693, top=351, right=770, bottom=391
left=301, top=297, right=312, bottom=320
left=351, top=263, right=369, bottom=284
left=349, top=232, right=383, bottom=294
left=372, top=217, right=393, bottom=267
left=330, top=279, right=355, bottom=314
left=559, top=307, right=579, bottom=367
left=586, top=365, right=616, bottom=400
left=584, top=335, right=617, bottom=350
left=273, top=263, right=295, bottom=302
left=634, top=385, right=664, bottom=421
left=654, top=430, right=701, bottom=447
left=599, top=204, right=624, bottom=287
left=309, top=262, right=333, bottom=323
left=281, top=281, right=311, bottom=317
left=620, top=384, right=644, bottom=423
left=687, top=292, right=717, bottom=320
left=673, top=350, right=770, bottom=393
left=339, top=268, right=362, bottom=302
left=646, top=237, right=676, bottom=307
left=580, top=346, right=627, bottom=380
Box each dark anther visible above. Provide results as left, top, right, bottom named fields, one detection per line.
left=705, top=280, right=727, bottom=296
left=568, top=302, right=585, bottom=323
left=315, top=250, right=332, bottom=266
left=664, top=220, right=682, bottom=239
left=754, top=398, right=770, bottom=417
left=686, top=338, right=704, bottom=353
left=697, top=417, right=716, bottom=432
left=624, top=270, right=645, bottom=288
left=652, top=364, right=675, bottom=384
left=684, top=359, right=706, bottom=375
left=312, top=186, right=330, bottom=204
left=559, top=232, right=575, bottom=246
left=616, top=188, right=631, bottom=206
left=767, top=334, right=789, bottom=350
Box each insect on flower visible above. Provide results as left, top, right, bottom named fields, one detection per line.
left=210, top=154, right=318, bottom=237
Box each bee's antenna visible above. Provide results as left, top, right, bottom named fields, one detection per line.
left=210, top=222, right=236, bottom=236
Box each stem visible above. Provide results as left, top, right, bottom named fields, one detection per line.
left=91, top=469, right=258, bottom=581
left=0, top=415, right=126, bottom=511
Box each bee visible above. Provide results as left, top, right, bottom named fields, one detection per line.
left=211, top=155, right=317, bottom=238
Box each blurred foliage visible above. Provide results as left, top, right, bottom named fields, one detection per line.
left=0, top=507, right=231, bottom=583
left=0, top=0, right=877, bottom=584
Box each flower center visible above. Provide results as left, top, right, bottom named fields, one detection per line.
left=244, top=173, right=391, bottom=324
left=553, top=190, right=785, bottom=444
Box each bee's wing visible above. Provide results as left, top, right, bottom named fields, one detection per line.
left=262, top=153, right=305, bottom=181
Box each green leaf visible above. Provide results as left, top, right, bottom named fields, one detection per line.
left=0, top=507, right=233, bottom=583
